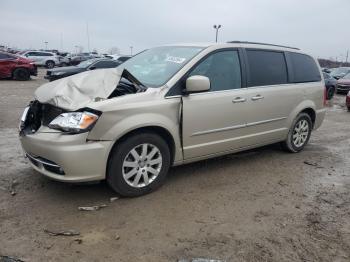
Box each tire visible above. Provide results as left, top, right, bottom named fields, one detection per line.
left=347, top=107, right=350, bottom=112
left=281, top=113, right=312, bottom=153
left=107, top=132, right=171, bottom=197
left=46, top=60, right=55, bottom=69
left=327, top=86, right=335, bottom=100
left=13, top=68, right=30, bottom=81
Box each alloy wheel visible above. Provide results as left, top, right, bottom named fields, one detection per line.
left=292, top=119, right=309, bottom=147
left=122, top=143, right=162, bottom=188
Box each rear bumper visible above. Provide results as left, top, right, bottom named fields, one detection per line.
left=19, top=130, right=113, bottom=182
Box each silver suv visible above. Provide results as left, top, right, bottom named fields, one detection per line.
left=19, top=42, right=326, bottom=196
left=20, top=51, right=60, bottom=68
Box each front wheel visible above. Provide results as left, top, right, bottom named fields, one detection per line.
left=281, top=113, right=312, bottom=153
left=107, top=133, right=171, bottom=197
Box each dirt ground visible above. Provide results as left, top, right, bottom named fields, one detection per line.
left=0, top=69, right=349, bottom=262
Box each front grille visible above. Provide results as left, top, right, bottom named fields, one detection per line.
left=20, top=101, right=65, bottom=135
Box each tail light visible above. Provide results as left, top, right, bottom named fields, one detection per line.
left=323, top=86, right=327, bottom=106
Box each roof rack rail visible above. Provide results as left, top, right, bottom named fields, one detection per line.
left=227, top=41, right=300, bottom=50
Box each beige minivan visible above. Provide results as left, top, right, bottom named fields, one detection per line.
left=19, top=42, right=326, bottom=196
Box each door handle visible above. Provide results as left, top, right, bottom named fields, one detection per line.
left=251, top=94, right=264, bottom=101
left=232, top=97, right=246, bottom=103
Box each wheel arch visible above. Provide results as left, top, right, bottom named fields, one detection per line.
left=106, top=125, right=177, bottom=169
left=287, top=100, right=317, bottom=130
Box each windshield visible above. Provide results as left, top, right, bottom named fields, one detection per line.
left=343, top=73, right=350, bottom=80
left=77, top=59, right=98, bottom=68
left=120, top=46, right=204, bottom=87
left=330, top=67, right=350, bottom=76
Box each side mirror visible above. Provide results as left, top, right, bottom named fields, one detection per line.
left=186, top=75, right=210, bottom=93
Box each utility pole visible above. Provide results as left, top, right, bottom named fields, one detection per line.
left=346, top=50, right=349, bottom=64
left=213, top=24, right=222, bottom=43
left=86, top=22, right=90, bottom=53
left=130, top=46, right=133, bottom=55
left=60, top=33, right=63, bottom=51
left=44, top=41, right=48, bottom=50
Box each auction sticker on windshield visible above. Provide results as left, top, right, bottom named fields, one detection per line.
left=166, top=56, right=186, bottom=64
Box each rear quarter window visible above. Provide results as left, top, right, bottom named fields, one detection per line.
left=289, top=52, right=321, bottom=83
left=246, top=50, right=288, bottom=87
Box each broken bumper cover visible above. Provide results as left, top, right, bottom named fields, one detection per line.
left=20, top=131, right=113, bottom=182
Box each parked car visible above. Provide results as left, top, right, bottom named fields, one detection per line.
left=330, top=67, right=350, bottom=79
left=19, top=51, right=60, bottom=68
left=105, top=54, right=132, bottom=63
left=44, top=58, right=121, bottom=81
left=323, top=72, right=337, bottom=99
left=346, top=91, right=350, bottom=111
left=69, top=54, right=94, bottom=66
left=19, top=42, right=325, bottom=197
left=322, top=67, right=332, bottom=74
left=0, top=51, right=37, bottom=80
left=336, top=73, right=350, bottom=94
left=57, top=56, right=70, bottom=67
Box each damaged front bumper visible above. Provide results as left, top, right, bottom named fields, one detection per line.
left=20, top=129, right=113, bottom=182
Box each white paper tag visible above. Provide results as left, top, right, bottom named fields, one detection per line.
left=166, top=56, right=186, bottom=64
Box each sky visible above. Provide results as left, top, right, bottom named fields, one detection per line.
left=0, top=0, right=349, bottom=60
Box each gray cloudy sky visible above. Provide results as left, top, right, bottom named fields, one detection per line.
left=1, top=0, right=349, bottom=60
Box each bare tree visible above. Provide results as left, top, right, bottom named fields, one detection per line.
left=109, top=47, right=120, bottom=55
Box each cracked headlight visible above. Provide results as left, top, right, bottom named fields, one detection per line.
left=49, top=111, right=99, bottom=133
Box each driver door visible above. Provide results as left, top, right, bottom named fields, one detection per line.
left=182, top=50, right=249, bottom=159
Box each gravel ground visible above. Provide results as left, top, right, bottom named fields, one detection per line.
left=0, top=69, right=349, bottom=262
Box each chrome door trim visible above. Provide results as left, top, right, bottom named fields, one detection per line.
left=246, top=116, right=287, bottom=127
left=191, top=116, right=287, bottom=137
left=192, top=123, right=246, bottom=137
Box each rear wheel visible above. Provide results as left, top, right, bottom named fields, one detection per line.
left=13, top=68, right=30, bottom=81
left=327, top=86, right=335, bottom=100
left=107, top=133, right=171, bottom=197
left=281, top=113, right=312, bottom=153
left=46, top=60, right=55, bottom=68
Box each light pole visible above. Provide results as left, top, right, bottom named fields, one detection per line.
left=213, top=25, right=222, bottom=43
left=44, top=41, right=48, bottom=50
left=130, top=46, right=133, bottom=55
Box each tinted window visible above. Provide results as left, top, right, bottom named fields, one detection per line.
left=289, top=52, right=321, bottom=82
left=26, top=52, right=37, bottom=56
left=246, top=50, right=288, bottom=86
left=0, top=53, right=14, bottom=59
left=189, top=50, right=241, bottom=91
left=118, top=56, right=130, bottom=62
left=92, top=60, right=118, bottom=69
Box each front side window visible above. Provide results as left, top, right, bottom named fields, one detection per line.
left=120, top=46, right=204, bottom=87
left=189, top=50, right=241, bottom=91
left=246, top=50, right=288, bottom=86
left=289, top=52, right=321, bottom=83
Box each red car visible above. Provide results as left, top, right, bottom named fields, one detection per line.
left=346, top=91, right=350, bottom=111
left=0, top=51, right=37, bottom=80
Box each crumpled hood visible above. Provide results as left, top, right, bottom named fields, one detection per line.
left=35, top=68, right=123, bottom=111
